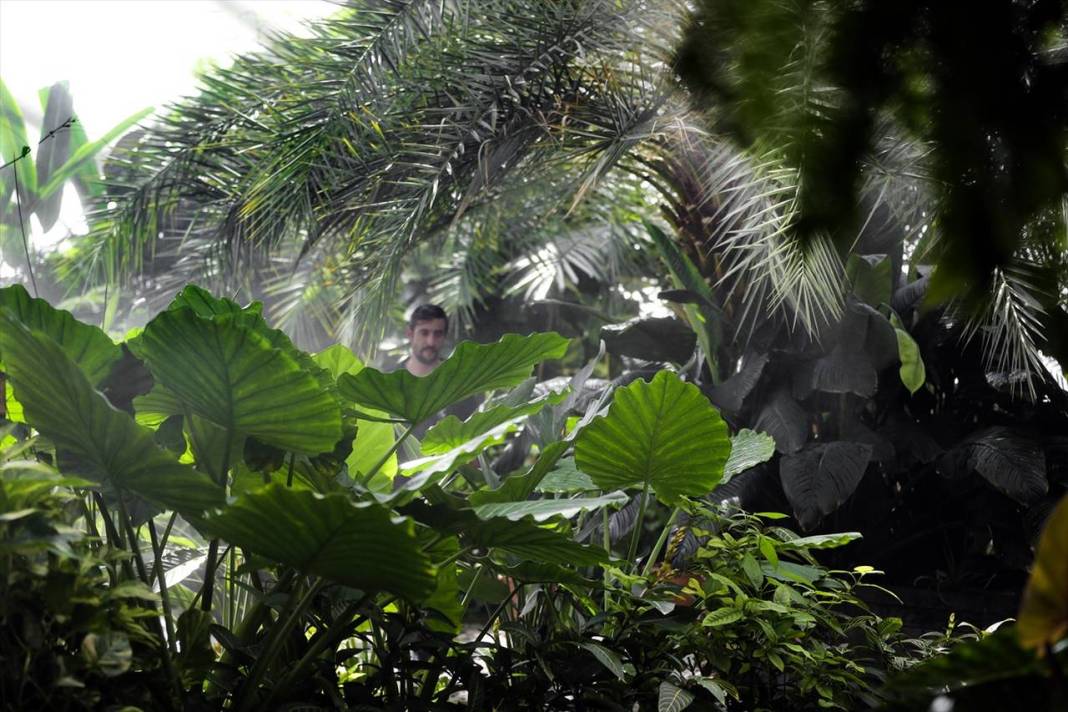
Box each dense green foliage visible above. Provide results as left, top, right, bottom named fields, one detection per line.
left=11, top=284, right=1062, bottom=710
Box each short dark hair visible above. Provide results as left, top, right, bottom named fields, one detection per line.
left=408, top=303, right=447, bottom=328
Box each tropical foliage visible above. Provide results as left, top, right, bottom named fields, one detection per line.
left=5, top=283, right=1035, bottom=710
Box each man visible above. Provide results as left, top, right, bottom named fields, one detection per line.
left=403, top=304, right=448, bottom=376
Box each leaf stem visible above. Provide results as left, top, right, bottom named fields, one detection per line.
left=641, top=506, right=680, bottom=578
left=626, top=482, right=651, bottom=570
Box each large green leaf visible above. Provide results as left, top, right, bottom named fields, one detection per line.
left=338, top=332, right=569, bottom=424
left=1018, top=493, right=1068, bottom=651
left=129, top=307, right=342, bottom=454
left=574, top=370, right=730, bottom=503
left=421, top=389, right=567, bottom=455
left=312, top=344, right=398, bottom=484
left=403, top=500, right=606, bottom=566
left=472, top=491, right=629, bottom=522
left=469, top=441, right=570, bottom=505
left=889, top=311, right=926, bottom=394
left=0, top=283, right=120, bottom=385
left=201, top=484, right=435, bottom=601
left=0, top=314, right=223, bottom=515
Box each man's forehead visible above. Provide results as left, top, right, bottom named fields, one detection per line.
left=411, top=318, right=447, bottom=331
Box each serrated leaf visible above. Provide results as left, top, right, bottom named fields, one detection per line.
left=702, top=607, right=743, bottom=627
left=575, top=370, right=730, bottom=503
left=339, top=332, right=569, bottom=424
left=201, top=484, right=435, bottom=601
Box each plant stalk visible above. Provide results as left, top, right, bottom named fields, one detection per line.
left=626, top=483, right=651, bottom=571
left=641, top=506, right=680, bottom=579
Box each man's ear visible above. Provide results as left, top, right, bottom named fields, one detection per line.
left=405, top=325, right=414, bottom=339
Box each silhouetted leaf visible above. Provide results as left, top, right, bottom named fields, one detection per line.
left=754, top=390, right=807, bottom=454
left=969, top=428, right=1047, bottom=505
left=708, top=353, right=769, bottom=417
left=780, top=442, right=872, bottom=530
left=602, top=316, right=696, bottom=363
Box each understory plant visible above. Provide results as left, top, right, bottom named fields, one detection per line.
left=0, top=282, right=999, bottom=710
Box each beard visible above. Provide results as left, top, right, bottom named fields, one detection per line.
left=413, top=346, right=439, bottom=365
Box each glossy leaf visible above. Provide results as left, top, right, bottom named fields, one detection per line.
left=201, top=483, right=435, bottom=601
left=601, top=316, right=696, bottom=363
left=575, top=370, right=730, bottom=503
left=658, top=680, right=695, bottom=712
left=579, top=642, right=627, bottom=680
left=469, top=441, right=569, bottom=505
left=722, top=429, right=776, bottom=484
left=130, top=307, right=342, bottom=454
left=0, top=314, right=223, bottom=515
left=473, top=491, right=629, bottom=522
left=338, top=332, right=569, bottom=424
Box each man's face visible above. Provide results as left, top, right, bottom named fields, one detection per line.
left=407, top=318, right=447, bottom=365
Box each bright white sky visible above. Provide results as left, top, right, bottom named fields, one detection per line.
left=0, top=0, right=336, bottom=252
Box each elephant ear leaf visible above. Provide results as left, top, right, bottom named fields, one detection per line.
left=968, top=427, right=1047, bottom=505
left=0, top=283, right=120, bottom=385
left=129, top=307, right=342, bottom=455
left=338, top=332, right=569, bottom=424
left=0, top=313, right=223, bottom=515
left=574, top=370, right=730, bottom=504
left=201, top=484, right=435, bottom=601
left=780, top=442, right=872, bottom=531
left=1017, top=494, right=1068, bottom=652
